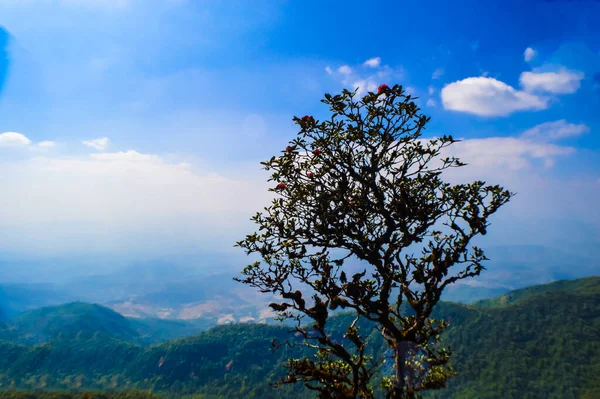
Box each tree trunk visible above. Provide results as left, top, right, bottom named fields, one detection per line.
left=388, top=340, right=418, bottom=399
left=391, top=340, right=408, bottom=398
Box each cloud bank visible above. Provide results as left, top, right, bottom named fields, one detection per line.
left=520, top=69, right=584, bottom=94
left=0, top=131, right=31, bottom=147
left=441, top=77, right=548, bottom=117
left=521, top=120, right=589, bottom=141
left=441, top=66, right=584, bottom=117
left=0, top=143, right=272, bottom=255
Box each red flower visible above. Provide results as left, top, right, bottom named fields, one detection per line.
left=377, top=84, right=389, bottom=95
left=307, top=172, right=314, bottom=178
left=301, top=115, right=312, bottom=122
left=312, top=149, right=321, bottom=155
left=286, top=146, right=293, bottom=152
left=276, top=183, right=286, bottom=190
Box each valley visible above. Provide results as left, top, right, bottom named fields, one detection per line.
left=1, top=245, right=596, bottom=331
left=0, top=277, right=597, bottom=398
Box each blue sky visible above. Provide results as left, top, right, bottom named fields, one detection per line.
left=0, top=0, right=598, bottom=262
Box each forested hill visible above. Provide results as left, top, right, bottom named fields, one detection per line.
left=0, top=276, right=598, bottom=399
left=472, top=275, right=600, bottom=308
left=0, top=302, right=209, bottom=346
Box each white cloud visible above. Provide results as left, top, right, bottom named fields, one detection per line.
left=0, top=132, right=32, bottom=147
left=520, top=69, right=584, bottom=94
left=524, top=47, right=536, bottom=62
left=82, top=137, right=110, bottom=151
left=435, top=137, right=600, bottom=253
left=338, top=65, right=352, bottom=75
left=407, top=134, right=600, bottom=256
left=0, top=135, right=594, bottom=260
left=90, top=150, right=158, bottom=162
left=37, top=140, right=56, bottom=149
left=328, top=59, right=403, bottom=98
left=432, top=68, right=444, bottom=79
left=426, top=98, right=436, bottom=107
left=363, top=57, right=381, bottom=68
left=352, top=79, right=378, bottom=97
left=325, top=66, right=333, bottom=75
left=0, top=150, right=272, bottom=253
left=428, top=86, right=435, bottom=95
left=441, top=77, right=548, bottom=117
left=521, top=120, right=589, bottom=141
left=444, top=137, right=575, bottom=171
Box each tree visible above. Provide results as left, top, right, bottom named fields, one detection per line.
left=236, top=84, right=513, bottom=398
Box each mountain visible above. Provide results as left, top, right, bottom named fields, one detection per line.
left=481, top=244, right=597, bottom=285
left=440, top=245, right=597, bottom=304
left=0, top=253, right=238, bottom=307
left=0, top=253, right=130, bottom=285
left=0, top=283, right=74, bottom=319
left=428, top=276, right=600, bottom=399
left=0, top=393, right=161, bottom=399
left=0, top=302, right=208, bottom=346
left=61, top=260, right=214, bottom=304
left=0, top=272, right=279, bottom=330
left=0, top=245, right=596, bottom=326
left=0, top=257, right=277, bottom=328
left=472, top=275, right=600, bottom=308
left=0, top=276, right=597, bottom=398
left=6, top=302, right=141, bottom=344
left=103, top=245, right=600, bottom=322
left=130, top=317, right=212, bottom=344
left=105, top=274, right=279, bottom=324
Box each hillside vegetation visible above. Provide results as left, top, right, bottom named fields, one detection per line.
left=0, top=302, right=207, bottom=346
left=0, top=277, right=597, bottom=399
left=0, top=392, right=161, bottom=399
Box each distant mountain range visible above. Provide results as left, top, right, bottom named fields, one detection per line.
left=105, top=274, right=279, bottom=325
left=0, top=245, right=597, bottom=330
left=0, top=282, right=72, bottom=319
left=439, top=244, right=597, bottom=303
left=0, top=276, right=598, bottom=398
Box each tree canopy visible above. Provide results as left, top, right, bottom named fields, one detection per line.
left=236, top=84, right=513, bottom=398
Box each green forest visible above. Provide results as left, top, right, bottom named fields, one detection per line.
left=0, top=277, right=598, bottom=399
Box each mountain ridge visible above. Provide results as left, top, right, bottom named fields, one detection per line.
left=0, top=276, right=597, bottom=398
left=0, top=301, right=209, bottom=346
